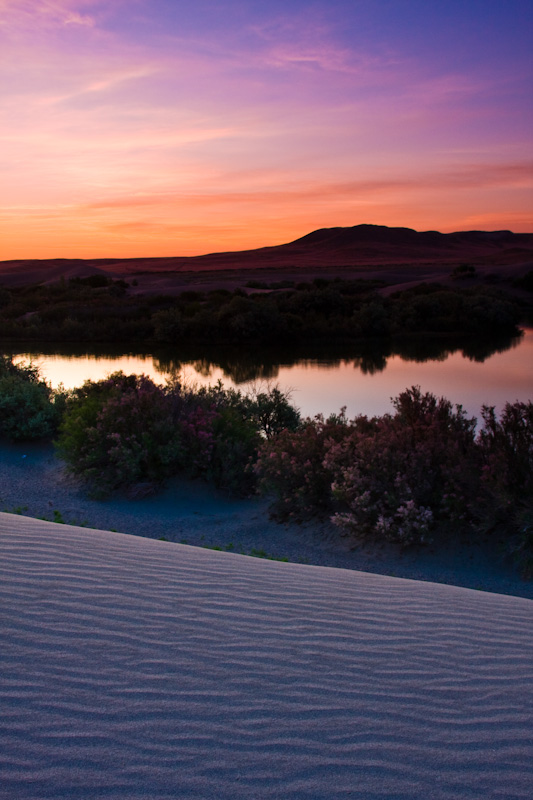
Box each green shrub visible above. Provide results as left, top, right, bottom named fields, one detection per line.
left=209, top=407, right=261, bottom=494
left=477, top=401, right=533, bottom=575
left=0, top=356, right=66, bottom=440
left=241, top=385, right=301, bottom=439
left=513, top=270, right=533, bottom=291
left=451, top=264, right=477, bottom=279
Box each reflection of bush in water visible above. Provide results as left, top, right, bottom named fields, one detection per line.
left=352, top=351, right=389, bottom=375
left=460, top=330, right=523, bottom=362
left=154, top=351, right=281, bottom=384
left=151, top=330, right=519, bottom=384
left=391, top=330, right=521, bottom=364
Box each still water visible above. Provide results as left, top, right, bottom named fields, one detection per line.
left=8, top=328, right=533, bottom=421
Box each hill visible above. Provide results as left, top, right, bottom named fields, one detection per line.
left=1, top=224, right=532, bottom=293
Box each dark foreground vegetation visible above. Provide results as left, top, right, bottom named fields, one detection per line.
left=0, top=274, right=526, bottom=345
left=1, top=356, right=532, bottom=577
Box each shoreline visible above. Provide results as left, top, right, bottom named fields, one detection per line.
left=1, top=438, right=531, bottom=600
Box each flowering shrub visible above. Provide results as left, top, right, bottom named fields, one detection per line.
left=166, top=379, right=299, bottom=494
left=326, top=388, right=478, bottom=545
left=177, top=403, right=218, bottom=476
left=56, top=374, right=297, bottom=497
left=57, top=373, right=181, bottom=496
left=255, top=387, right=479, bottom=545
left=254, top=411, right=351, bottom=519
left=50, top=369, right=532, bottom=572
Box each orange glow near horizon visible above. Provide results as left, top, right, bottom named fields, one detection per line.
left=1, top=1, right=532, bottom=260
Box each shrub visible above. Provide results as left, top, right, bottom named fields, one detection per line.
left=0, top=356, right=66, bottom=440
left=56, top=373, right=301, bottom=497
left=513, top=270, right=533, bottom=291
left=255, top=386, right=479, bottom=544
left=478, top=401, right=533, bottom=503
left=451, top=263, right=477, bottom=279
left=152, top=307, right=184, bottom=342
left=167, top=380, right=297, bottom=494
left=477, top=401, right=533, bottom=575
left=326, top=388, right=478, bottom=545
left=209, top=407, right=261, bottom=494
left=175, top=401, right=218, bottom=477
left=241, top=385, right=301, bottom=439
left=57, top=373, right=181, bottom=496
left=254, top=411, right=350, bottom=519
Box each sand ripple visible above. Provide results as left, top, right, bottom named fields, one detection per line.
left=1, top=513, right=532, bottom=799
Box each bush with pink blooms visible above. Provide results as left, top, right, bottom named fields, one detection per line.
left=56, top=373, right=298, bottom=497
left=255, top=387, right=479, bottom=544
left=254, top=388, right=532, bottom=572
left=253, top=410, right=352, bottom=519
left=325, top=387, right=478, bottom=545
left=57, top=373, right=181, bottom=496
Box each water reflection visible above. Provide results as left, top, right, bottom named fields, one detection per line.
left=152, top=330, right=523, bottom=383
left=4, top=328, right=531, bottom=420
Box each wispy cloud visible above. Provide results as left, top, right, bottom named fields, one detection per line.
left=77, top=161, right=533, bottom=212
left=0, top=0, right=96, bottom=28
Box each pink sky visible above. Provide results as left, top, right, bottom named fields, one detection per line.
left=1, top=0, right=532, bottom=258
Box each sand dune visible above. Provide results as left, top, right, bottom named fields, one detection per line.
left=1, top=513, right=532, bottom=799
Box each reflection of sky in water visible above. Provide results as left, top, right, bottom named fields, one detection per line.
left=14, top=329, right=533, bottom=421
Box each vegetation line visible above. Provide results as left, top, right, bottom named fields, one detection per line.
left=0, top=274, right=527, bottom=346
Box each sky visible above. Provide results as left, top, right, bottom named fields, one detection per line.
left=1, top=0, right=532, bottom=259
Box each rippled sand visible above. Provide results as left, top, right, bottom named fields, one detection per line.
left=1, top=513, right=532, bottom=799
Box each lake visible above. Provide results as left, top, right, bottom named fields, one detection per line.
left=6, top=327, right=533, bottom=421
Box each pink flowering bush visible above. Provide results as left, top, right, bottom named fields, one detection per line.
left=54, top=370, right=532, bottom=573
left=57, top=373, right=181, bottom=496
left=173, top=402, right=260, bottom=494
left=177, top=403, right=218, bottom=475
left=255, top=387, right=479, bottom=545
left=57, top=373, right=284, bottom=497
left=326, top=387, right=478, bottom=544
left=254, top=410, right=351, bottom=519
left=168, top=380, right=297, bottom=494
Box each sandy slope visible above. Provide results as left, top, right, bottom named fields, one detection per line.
left=1, top=513, right=532, bottom=799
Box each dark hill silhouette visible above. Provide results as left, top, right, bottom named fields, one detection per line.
left=283, top=225, right=527, bottom=260
left=1, top=225, right=532, bottom=291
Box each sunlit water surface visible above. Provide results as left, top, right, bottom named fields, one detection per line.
left=8, top=327, right=533, bottom=421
